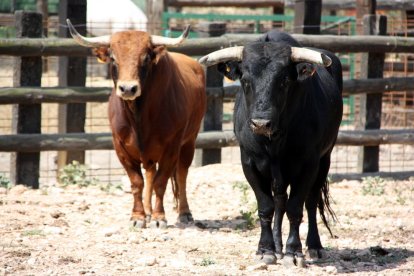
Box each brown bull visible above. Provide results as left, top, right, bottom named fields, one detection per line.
left=67, top=20, right=206, bottom=228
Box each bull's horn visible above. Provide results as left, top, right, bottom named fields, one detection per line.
left=198, top=46, right=244, bottom=67
left=291, top=47, right=332, bottom=67
left=151, top=25, right=191, bottom=46
left=66, top=19, right=110, bottom=47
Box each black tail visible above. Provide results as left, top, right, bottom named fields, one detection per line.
left=318, top=178, right=337, bottom=237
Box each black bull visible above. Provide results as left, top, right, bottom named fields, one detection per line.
left=201, top=31, right=343, bottom=266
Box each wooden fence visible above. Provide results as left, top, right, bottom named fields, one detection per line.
left=2, top=15, right=414, bottom=186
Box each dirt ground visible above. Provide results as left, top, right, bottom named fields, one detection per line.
left=1, top=163, right=413, bottom=275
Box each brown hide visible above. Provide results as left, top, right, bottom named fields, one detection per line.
left=106, top=31, right=206, bottom=227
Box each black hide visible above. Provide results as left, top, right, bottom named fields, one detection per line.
left=219, top=31, right=343, bottom=262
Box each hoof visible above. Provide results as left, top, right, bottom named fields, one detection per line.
left=255, top=253, right=276, bottom=265
left=132, top=219, right=146, bottom=229
left=306, top=248, right=327, bottom=262
left=282, top=255, right=296, bottom=267
left=275, top=252, right=284, bottom=260
left=282, top=253, right=306, bottom=268
left=177, top=212, right=194, bottom=224
left=149, top=219, right=167, bottom=229
left=296, top=255, right=306, bottom=268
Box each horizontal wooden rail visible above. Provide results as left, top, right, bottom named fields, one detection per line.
left=330, top=171, right=414, bottom=182
left=0, top=87, right=111, bottom=104
left=1, top=77, right=413, bottom=104
left=0, top=131, right=237, bottom=152
left=2, top=34, right=414, bottom=57
left=167, top=0, right=414, bottom=10
left=167, top=0, right=284, bottom=7
left=0, top=129, right=413, bottom=152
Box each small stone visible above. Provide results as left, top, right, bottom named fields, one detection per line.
left=158, top=261, right=166, bottom=267
left=101, top=227, right=119, bottom=237
left=246, top=263, right=267, bottom=271
left=137, top=256, right=157, bottom=266
left=325, top=265, right=337, bottom=274
left=50, top=211, right=64, bottom=219
left=356, top=249, right=371, bottom=257
left=169, top=250, right=192, bottom=268
left=48, top=187, right=64, bottom=195
left=52, top=219, right=69, bottom=227
left=27, top=257, right=37, bottom=266
left=9, top=185, right=28, bottom=195
left=44, top=226, right=62, bottom=235
left=78, top=203, right=90, bottom=211
left=0, top=187, right=7, bottom=194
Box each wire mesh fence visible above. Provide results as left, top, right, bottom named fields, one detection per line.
left=0, top=12, right=414, bottom=186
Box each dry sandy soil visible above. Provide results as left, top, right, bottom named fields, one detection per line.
left=1, top=163, right=414, bottom=275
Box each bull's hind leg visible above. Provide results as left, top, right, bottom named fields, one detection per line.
left=305, top=154, right=332, bottom=261
left=270, top=164, right=288, bottom=260
left=175, top=141, right=196, bottom=224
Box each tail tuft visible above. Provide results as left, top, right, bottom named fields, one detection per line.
left=318, top=179, right=337, bottom=237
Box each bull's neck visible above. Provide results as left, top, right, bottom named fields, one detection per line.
left=275, top=84, right=306, bottom=131
left=122, top=96, right=144, bottom=124
left=121, top=97, right=145, bottom=152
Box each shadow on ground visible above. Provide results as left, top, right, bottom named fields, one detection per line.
left=312, top=246, right=414, bottom=273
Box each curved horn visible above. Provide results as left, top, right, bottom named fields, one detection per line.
left=66, top=19, right=110, bottom=47
left=151, top=25, right=191, bottom=46
left=198, top=46, right=244, bottom=67
left=291, top=47, right=332, bottom=67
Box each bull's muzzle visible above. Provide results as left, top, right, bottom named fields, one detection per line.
left=250, top=119, right=272, bottom=137
left=116, top=81, right=141, bottom=100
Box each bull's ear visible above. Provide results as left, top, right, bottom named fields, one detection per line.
left=92, top=47, right=110, bottom=63
left=151, top=45, right=166, bottom=64
left=296, top=62, right=316, bottom=82
left=217, top=61, right=242, bottom=81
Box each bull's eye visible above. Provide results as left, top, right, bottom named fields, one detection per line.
left=111, top=63, right=118, bottom=80
left=141, top=54, right=151, bottom=65
left=241, top=79, right=251, bottom=93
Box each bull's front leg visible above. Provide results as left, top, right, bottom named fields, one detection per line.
left=240, top=150, right=276, bottom=265
left=143, top=165, right=156, bottom=223
left=283, top=159, right=319, bottom=267
left=150, top=151, right=179, bottom=229
left=272, top=191, right=287, bottom=259
left=284, top=193, right=306, bottom=267
left=126, top=169, right=147, bottom=228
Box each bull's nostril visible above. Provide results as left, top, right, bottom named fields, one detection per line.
left=251, top=119, right=271, bottom=129
left=131, top=85, right=137, bottom=93
left=119, top=85, right=125, bottom=93
left=250, top=120, right=257, bottom=128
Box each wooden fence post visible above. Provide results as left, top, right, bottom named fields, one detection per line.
left=293, top=0, right=322, bottom=34
left=57, top=0, right=87, bottom=172
left=357, top=14, right=387, bottom=173
left=146, top=0, right=165, bottom=35
left=196, top=22, right=226, bottom=166
left=10, top=11, right=43, bottom=188
left=272, top=3, right=285, bottom=29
